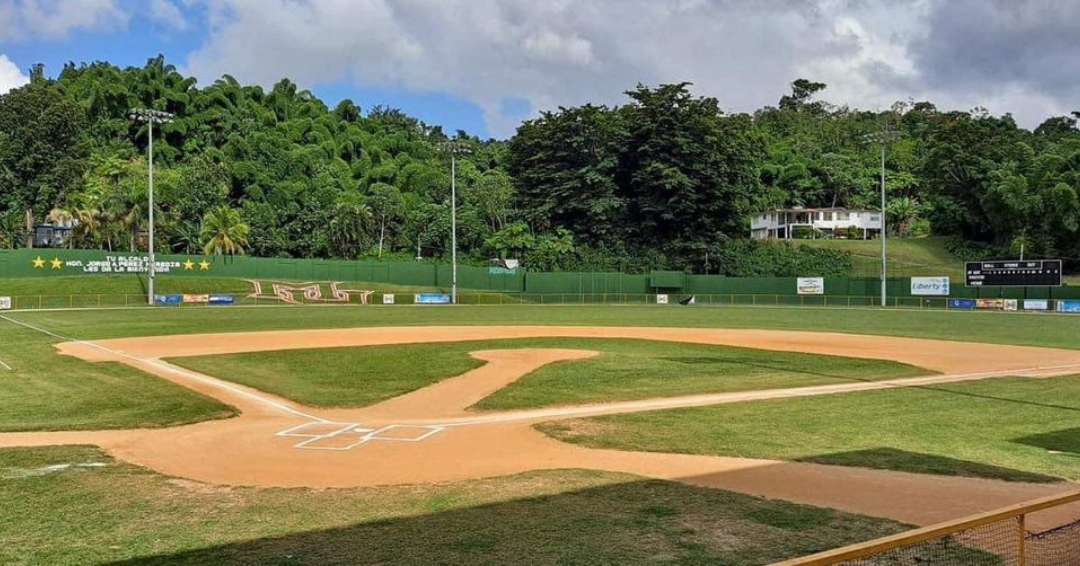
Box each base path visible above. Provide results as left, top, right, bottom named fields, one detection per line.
left=3, top=325, right=1080, bottom=529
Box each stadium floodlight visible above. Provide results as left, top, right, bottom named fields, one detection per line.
left=437, top=141, right=473, bottom=304
left=128, top=108, right=175, bottom=306
left=862, top=126, right=900, bottom=308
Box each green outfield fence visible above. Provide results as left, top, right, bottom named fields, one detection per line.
left=3, top=248, right=1080, bottom=307
left=5, top=291, right=1080, bottom=313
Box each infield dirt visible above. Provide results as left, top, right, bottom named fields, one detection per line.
left=2, top=325, right=1080, bottom=528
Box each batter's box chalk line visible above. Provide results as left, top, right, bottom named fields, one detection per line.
left=276, top=421, right=445, bottom=451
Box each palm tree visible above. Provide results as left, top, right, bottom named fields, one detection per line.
left=200, top=205, right=250, bottom=255
left=46, top=208, right=75, bottom=248
left=329, top=193, right=373, bottom=259
left=886, top=197, right=922, bottom=238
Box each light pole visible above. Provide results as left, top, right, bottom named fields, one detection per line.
left=128, top=108, right=175, bottom=306
left=863, top=125, right=899, bottom=308
left=437, top=141, right=472, bottom=304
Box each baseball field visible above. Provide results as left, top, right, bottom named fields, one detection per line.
left=3, top=304, right=1080, bottom=564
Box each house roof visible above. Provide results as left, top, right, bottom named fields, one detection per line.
left=755, top=207, right=879, bottom=214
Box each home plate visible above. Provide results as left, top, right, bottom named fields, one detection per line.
left=276, top=422, right=444, bottom=451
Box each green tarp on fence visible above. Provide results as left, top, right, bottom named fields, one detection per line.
left=2, top=248, right=1078, bottom=300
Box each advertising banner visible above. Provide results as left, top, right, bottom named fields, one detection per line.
left=1057, top=300, right=1080, bottom=313
left=0, top=297, right=10, bottom=310
left=976, top=299, right=1005, bottom=310
left=1004, top=299, right=1018, bottom=311
left=910, top=277, right=950, bottom=296
left=182, top=294, right=209, bottom=304
left=154, top=294, right=182, bottom=305
left=656, top=294, right=669, bottom=305
left=415, top=293, right=452, bottom=304
left=1023, top=300, right=1049, bottom=311
left=796, top=277, right=824, bottom=295
left=949, top=298, right=976, bottom=309
left=382, top=294, right=395, bottom=304
left=208, top=294, right=235, bottom=305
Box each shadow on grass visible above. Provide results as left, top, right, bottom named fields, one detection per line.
left=100, top=479, right=905, bottom=566
left=795, top=448, right=1061, bottom=484
left=1014, top=427, right=1080, bottom=457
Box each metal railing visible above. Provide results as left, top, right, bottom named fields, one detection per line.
left=774, top=491, right=1080, bottom=565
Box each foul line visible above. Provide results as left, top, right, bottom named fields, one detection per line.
left=0, top=314, right=328, bottom=423
left=0, top=360, right=10, bottom=371
left=436, top=361, right=1080, bottom=427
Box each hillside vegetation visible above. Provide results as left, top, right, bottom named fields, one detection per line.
left=1, top=60, right=1079, bottom=275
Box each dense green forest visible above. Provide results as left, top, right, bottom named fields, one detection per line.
left=1, top=58, right=1078, bottom=275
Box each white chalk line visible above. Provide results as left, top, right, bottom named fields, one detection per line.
left=0, top=314, right=450, bottom=450
left=6, top=313, right=1080, bottom=448
left=0, top=360, right=11, bottom=371
left=436, top=361, right=1080, bottom=427
left=0, top=314, right=328, bottom=424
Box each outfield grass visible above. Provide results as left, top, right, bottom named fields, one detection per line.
left=11, top=304, right=1080, bottom=350
left=540, top=375, right=1080, bottom=483
left=0, top=445, right=909, bottom=566
left=169, top=338, right=925, bottom=409
left=0, top=321, right=235, bottom=432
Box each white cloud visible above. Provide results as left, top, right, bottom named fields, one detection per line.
left=0, top=0, right=129, bottom=41
left=182, top=0, right=1076, bottom=136
left=150, top=0, right=188, bottom=31
left=0, top=53, right=29, bottom=94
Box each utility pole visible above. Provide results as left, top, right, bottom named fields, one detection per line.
left=863, top=123, right=899, bottom=308
left=128, top=108, right=175, bottom=306
left=437, top=141, right=472, bottom=304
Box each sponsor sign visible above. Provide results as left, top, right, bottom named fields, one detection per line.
left=965, top=259, right=1062, bottom=287
left=976, top=299, right=1005, bottom=310
left=1023, top=300, right=1049, bottom=311
left=382, top=294, right=395, bottom=304
left=182, top=294, right=209, bottom=304
left=656, top=294, right=669, bottom=305
left=796, top=277, right=824, bottom=295
left=154, top=294, right=182, bottom=305
left=208, top=294, right=235, bottom=305
left=910, top=277, right=950, bottom=296
left=949, top=298, right=976, bottom=309
left=1057, top=300, right=1080, bottom=313
left=0, top=297, right=10, bottom=310
left=1004, top=299, right=1018, bottom=312
left=415, top=293, right=452, bottom=304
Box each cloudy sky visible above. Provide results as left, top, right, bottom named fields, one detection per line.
left=1, top=0, right=1077, bottom=138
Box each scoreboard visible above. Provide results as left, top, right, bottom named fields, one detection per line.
left=965, top=260, right=1062, bottom=287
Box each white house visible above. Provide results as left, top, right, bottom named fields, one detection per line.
left=750, top=207, right=883, bottom=240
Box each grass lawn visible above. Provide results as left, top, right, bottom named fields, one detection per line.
left=800, top=236, right=964, bottom=278
left=540, top=375, right=1080, bottom=483
left=169, top=338, right=925, bottom=410
left=0, top=321, right=235, bottom=432
left=0, top=445, right=909, bottom=566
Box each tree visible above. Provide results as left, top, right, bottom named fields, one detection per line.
left=509, top=104, right=627, bottom=243
left=484, top=221, right=534, bottom=259
left=885, top=197, right=922, bottom=237
left=329, top=191, right=373, bottom=258
left=367, top=183, right=404, bottom=257
left=620, top=83, right=765, bottom=246
left=0, top=83, right=90, bottom=218
left=200, top=206, right=250, bottom=255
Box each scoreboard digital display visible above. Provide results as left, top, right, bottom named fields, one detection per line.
left=965, top=260, right=1063, bottom=287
